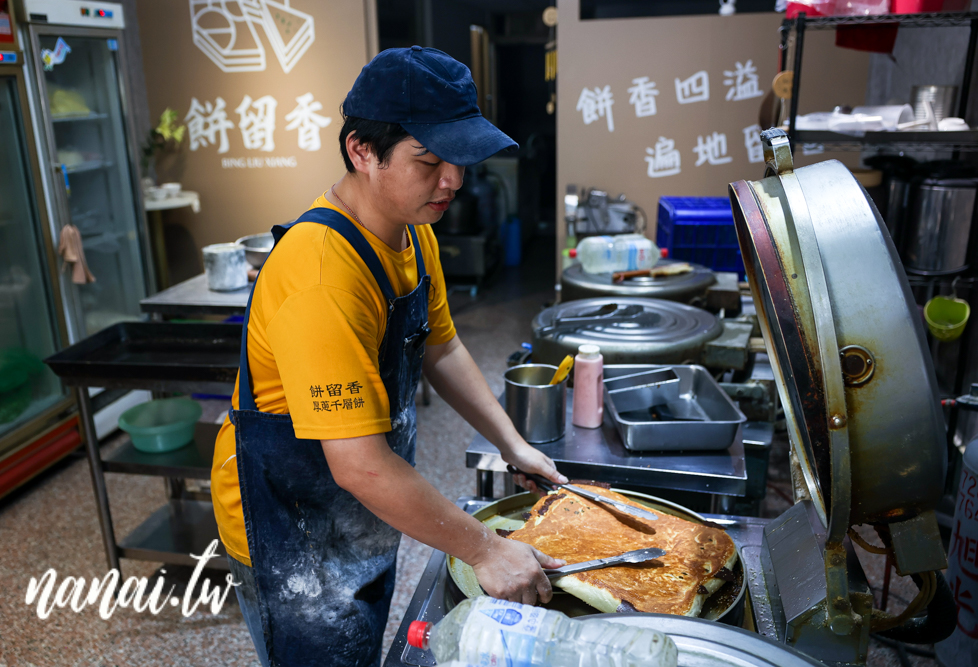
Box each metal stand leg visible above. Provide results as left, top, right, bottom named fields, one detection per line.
left=787, top=14, right=806, bottom=148
left=476, top=470, right=494, bottom=498
left=77, top=387, right=120, bottom=573
left=710, top=494, right=736, bottom=515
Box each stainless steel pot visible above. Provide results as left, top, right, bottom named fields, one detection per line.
left=504, top=364, right=566, bottom=443
left=235, top=232, right=274, bottom=268
left=910, top=84, right=958, bottom=124
left=531, top=297, right=722, bottom=367
left=903, top=178, right=977, bottom=273
left=560, top=261, right=716, bottom=304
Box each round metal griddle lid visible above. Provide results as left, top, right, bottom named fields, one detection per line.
left=728, top=130, right=945, bottom=536
left=594, top=614, right=823, bottom=666
left=561, top=260, right=716, bottom=302
left=534, top=297, right=720, bottom=348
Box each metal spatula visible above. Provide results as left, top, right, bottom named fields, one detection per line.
left=544, top=547, right=667, bottom=580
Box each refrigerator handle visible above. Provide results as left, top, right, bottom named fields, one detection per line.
left=52, top=162, right=72, bottom=228
left=56, top=163, right=70, bottom=196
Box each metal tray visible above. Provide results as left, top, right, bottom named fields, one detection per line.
left=604, top=364, right=746, bottom=451
left=44, top=322, right=241, bottom=393
left=604, top=368, right=681, bottom=413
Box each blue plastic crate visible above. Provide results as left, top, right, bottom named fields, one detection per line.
left=656, top=196, right=745, bottom=278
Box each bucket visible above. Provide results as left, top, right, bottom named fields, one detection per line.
left=504, top=364, right=566, bottom=443
left=203, top=243, right=249, bottom=291
left=924, top=295, right=970, bottom=342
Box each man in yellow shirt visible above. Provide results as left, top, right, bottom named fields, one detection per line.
left=211, top=46, right=567, bottom=667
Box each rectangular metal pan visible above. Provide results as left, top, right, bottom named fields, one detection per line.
left=604, top=368, right=681, bottom=413
left=603, top=364, right=746, bottom=451
left=45, top=322, right=241, bottom=393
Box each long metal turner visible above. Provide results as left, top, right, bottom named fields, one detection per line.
left=544, top=547, right=667, bottom=580
left=507, top=466, right=658, bottom=522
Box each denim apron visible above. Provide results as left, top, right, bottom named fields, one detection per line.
left=231, top=207, right=431, bottom=667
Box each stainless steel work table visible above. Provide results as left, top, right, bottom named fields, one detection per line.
left=467, top=388, right=748, bottom=501
left=140, top=273, right=250, bottom=318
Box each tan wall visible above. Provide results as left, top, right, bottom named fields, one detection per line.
left=556, top=0, right=871, bottom=271
left=137, top=0, right=376, bottom=256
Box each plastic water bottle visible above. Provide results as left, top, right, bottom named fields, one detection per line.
left=407, top=596, right=678, bottom=667
left=570, top=236, right=616, bottom=273
left=613, top=234, right=658, bottom=272
left=570, top=235, right=658, bottom=274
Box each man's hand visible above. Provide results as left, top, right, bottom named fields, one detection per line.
left=501, top=443, right=568, bottom=494
left=470, top=535, right=565, bottom=606
left=422, top=337, right=569, bottom=494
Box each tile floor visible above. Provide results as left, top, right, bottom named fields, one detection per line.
left=0, top=244, right=946, bottom=666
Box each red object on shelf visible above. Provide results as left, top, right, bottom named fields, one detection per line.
left=0, top=0, right=15, bottom=45
left=786, top=1, right=835, bottom=19
left=836, top=23, right=900, bottom=53
left=891, top=0, right=945, bottom=12
left=0, top=417, right=82, bottom=499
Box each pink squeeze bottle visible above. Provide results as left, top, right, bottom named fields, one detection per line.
left=571, top=344, right=603, bottom=429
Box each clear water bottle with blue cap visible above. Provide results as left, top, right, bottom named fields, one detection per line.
left=407, top=596, right=678, bottom=666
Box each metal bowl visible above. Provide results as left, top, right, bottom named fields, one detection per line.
left=235, top=232, right=274, bottom=268
left=446, top=490, right=746, bottom=625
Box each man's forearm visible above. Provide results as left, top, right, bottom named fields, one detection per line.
left=322, top=435, right=495, bottom=565
left=423, top=336, right=523, bottom=455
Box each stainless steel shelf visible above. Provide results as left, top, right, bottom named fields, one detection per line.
left=103, top=422, right=218, bottom=479
left=118, top=498, right=229, bottom=571
left=783, top=11, right=978, bottom=29
left=782, top=11, right=978, bottom=154
left=64, top=159, right=113, bottom=174
left=792, top=129, right=978, bottom=152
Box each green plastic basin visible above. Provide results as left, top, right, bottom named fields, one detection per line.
left=118, top=398, right=202, bottom=453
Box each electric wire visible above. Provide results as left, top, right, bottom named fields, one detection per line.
left=846, top=527, right=937, bottom=633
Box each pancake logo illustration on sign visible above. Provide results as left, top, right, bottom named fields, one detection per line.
left=190, top=0, right=314, bottom=73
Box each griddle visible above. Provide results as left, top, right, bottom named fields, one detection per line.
left=384, top=497, right=777, bottom=667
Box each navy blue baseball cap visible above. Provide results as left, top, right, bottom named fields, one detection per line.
left=343, top=46, right=517, bottom=167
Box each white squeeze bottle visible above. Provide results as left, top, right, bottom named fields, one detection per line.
left=572, top=344, right=604, bottom=429
left=407, top=597, right=678, bottom=667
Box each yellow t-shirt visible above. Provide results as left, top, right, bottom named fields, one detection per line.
left=211, top=196, right=456, bottom=566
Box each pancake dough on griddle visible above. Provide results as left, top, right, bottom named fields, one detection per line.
left=506, top=485, right=738, bottom=616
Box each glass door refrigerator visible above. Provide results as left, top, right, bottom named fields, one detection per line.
left=19, top=0, right=153, bottom=437
left=20, top=0, right=153, bottom=341
left=0, top=22, right=80, bottom=499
